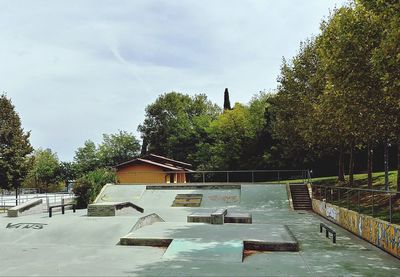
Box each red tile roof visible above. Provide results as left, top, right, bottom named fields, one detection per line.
left=115, top=154, right=193, bottom=172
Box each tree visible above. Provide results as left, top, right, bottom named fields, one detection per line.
left=271, top=39, right=327, bottom=171
left=317, top=5, right=383, bottom=188
left=25, top=148, right=61, bottom=192
left=98, top=130, right=140, bottom=167
left=73, top=140, right=100, bottom=176
left=58, top=161, right=78, bottom=186
left=205, top=103, right=256, bottom=170
left=359, top=0, right=400, bottom=191
left=138, top=92, right=221, bottom=164
left=223, top=88, right=232, bottom=110
left=73, top=168, right=116, bottom=208
left=0, top=94, right=33, bottom=196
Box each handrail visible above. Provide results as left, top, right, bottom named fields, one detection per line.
left=311, top=183, right=400, bottom=194
left=310, top=183, right=399, bottom=223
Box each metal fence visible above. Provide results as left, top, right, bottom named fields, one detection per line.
left=117, top=169, right=311, bottom=184
left=311, top=184, right=400, bottom=224
left=0, top=189, right=75, bottom=212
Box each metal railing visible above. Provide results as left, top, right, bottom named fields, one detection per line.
left=311, top=184, right=400, bottom=224
left=116, top=169, right=312, bottom=184
left=0, top=190, right=75, bottom=212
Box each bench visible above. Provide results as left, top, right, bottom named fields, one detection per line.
left=320, top=223, right=336, bottom=243
left=49, top=203, right=76, bottom=217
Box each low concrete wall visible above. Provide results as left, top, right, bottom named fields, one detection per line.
left=312, top=198, right=400, bottom=259
left=87, top=203, right=116, bottom=216
left=7, top=199, right=43, bottom=217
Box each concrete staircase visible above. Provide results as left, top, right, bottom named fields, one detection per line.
left=290, top=184, right=312, bottom=210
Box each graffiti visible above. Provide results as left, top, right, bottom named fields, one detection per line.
left=6, top=223, right=47, bottom=230
left=312, top=198, right=400, bottom=258
left=326, top=206, right=339, bottom=221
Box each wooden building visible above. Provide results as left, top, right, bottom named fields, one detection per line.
left=115, top=154, right=193, bottom=184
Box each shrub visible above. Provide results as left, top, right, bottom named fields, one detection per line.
left=73, top=168, right=116, bottom=208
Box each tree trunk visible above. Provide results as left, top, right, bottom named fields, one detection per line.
left=367, top=145, right=373, bottom=189
left=384, top=141, right=389, bottom=191
left=338, top=143, right=345, bottom=182
left=349, top=143, right=354, bottom=186
left=397, top=140, right=400, bottom=192
left=15, top=188, right=18, bottom=206
left=140, top=137, right=148, bottom=156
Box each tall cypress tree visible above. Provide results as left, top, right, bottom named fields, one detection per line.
left=223, top=88, right=232, bottom=110
left=0, top=94, right=33, bottom=192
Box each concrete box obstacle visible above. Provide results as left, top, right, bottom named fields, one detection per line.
left=187, top=209, right=252, bottom=224
left=7, top=199, right=43, bottom=217
left=119, top=222, right=299, bottom=262
left=87, top=202, right=144, bottom=216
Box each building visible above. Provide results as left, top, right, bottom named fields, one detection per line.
left=115, top=154, right=193, bottom=184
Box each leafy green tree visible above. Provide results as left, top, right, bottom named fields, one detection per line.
left=317, top=5, right=383, bottom=187
left=271, top=39, right=327, bottom=171
left=73, top=168, right=116, bottom=208
left=25, top=148, right=61, bottom=192
left=98, top=130, right=140, bottom=166
left=138, top=92, right=221, bottom=164
left=73, top=140, right=100, bottom=176
left=359, top=0, right=400, bottom=190
left=58, top=161, right=78, bottom=186
left=205, top=103, right=256, bottom=170
left=0, top=94, right=33, bottom=193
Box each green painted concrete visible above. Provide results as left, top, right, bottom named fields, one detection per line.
left=0, top=184, right=399, bottom=276
left=163, top=239, right=243, bottom=262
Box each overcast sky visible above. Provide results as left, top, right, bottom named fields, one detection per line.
left=0, top=0, right=347, bottom=161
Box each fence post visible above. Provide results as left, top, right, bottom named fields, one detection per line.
left=278, top=171, right=280, bottom=184
left=226, top=172, right=229, bottom=183
left=251, top=171, right=254, bottom=183
left=389, top=193, right=392, bottom=223
left=371, top=190, right=374, bottom=217
left=202, top=172, right=205, bottom=183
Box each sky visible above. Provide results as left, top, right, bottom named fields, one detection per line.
left=0, top=0, right=347, bottom=161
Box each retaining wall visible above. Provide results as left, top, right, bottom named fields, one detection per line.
left=312, top=198, right=400, bottom=259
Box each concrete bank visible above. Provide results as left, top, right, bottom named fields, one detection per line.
left=312, top=198, right=400, bottom=259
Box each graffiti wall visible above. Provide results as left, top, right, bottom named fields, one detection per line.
left=312, top=199, right=400, bottom=259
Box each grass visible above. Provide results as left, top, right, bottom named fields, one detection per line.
left=310, top=170, right=398, bottom=190
left=285, top=170, right=400, bottom=224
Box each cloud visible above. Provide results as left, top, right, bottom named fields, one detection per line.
left=0, top=0, right=346, bottom=161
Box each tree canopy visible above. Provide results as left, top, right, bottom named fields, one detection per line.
left=0, top=94, right=33, bottom=191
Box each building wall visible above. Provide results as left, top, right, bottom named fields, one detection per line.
left=117, top=164, right=166, bottom=184
left=312, top=198, right=400, bottom=259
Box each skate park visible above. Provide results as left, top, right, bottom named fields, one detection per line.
left=1, top=183, right=400, bottom=276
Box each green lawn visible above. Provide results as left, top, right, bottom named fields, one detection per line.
left=311, top=170, right=398, bottom=190
left=284, top=170, right=400, bottom=224
left=285, top=170, right=398, bottom=190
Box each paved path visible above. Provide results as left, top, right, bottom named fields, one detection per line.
left=0, top=184, right=399, bottom=276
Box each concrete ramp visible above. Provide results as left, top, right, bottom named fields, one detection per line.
left=95, top=185, right=146, bottom=203
left=7, top=199, right=43, bottom=217
left=1, top=212, right=139, bottom=246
